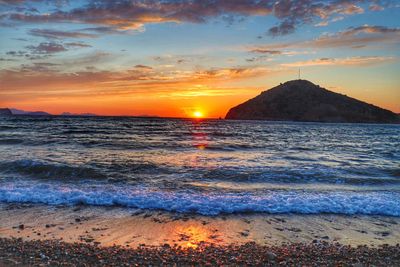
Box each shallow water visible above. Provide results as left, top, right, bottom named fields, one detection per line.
left=0, top=116, right=399, bottom=215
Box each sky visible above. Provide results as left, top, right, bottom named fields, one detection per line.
left=0, top=0, right=399, bottom=118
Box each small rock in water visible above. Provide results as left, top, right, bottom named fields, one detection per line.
left=240, top=231, right=249, bottom=237
left=380, top=232, right=390, bottom=237
left=274, top=217, right=286, bottom=223
left=131, top=210, right=144, bottom=216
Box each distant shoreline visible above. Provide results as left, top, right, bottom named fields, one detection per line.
left=3, top=113, right=400, bottom=125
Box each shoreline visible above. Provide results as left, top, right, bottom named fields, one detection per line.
left=1, top=203, right=399, bottom=248
left=1, top=203, right=399, bottom=265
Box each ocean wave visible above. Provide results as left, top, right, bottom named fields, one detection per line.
left=0, top=125, right=17, bottom=131
left=0, top=160, right=107, bottom=180
left=199, top=167, right=400, bottom=185
left=197, top=144, right=255, bottom=151
left=1, top=159, right=399, bottom=186
left=0, top=138, right=25, bottom=145
left=61, top=129, right=113, bottom=135
left=0, top=180, right=399, bottom=216
left=0, top=159, right=173, bottom=181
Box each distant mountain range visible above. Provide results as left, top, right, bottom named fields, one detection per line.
left=226, top=80, right=400, bottom=124
left=0, top=108, right=12, bottom=116
left=10, top=108, right=51, bottom=116
left=0, top=108, right=97, bottom=116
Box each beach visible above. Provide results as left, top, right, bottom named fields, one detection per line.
left=0, top=117, right=399, bottom=265
left=1, top=204, right=400, bottom=248
left=2, top=238, right=400, bottom=266
left=1, top=203, right=400, bottom=265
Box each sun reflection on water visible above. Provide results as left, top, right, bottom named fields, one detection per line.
left=191, top=123, right=209, bottom=150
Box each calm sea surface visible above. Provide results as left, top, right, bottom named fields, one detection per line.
left=0, top=116, right=399, bottom=215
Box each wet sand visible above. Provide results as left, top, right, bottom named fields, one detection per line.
left=1, top=203, right=399, bottom=249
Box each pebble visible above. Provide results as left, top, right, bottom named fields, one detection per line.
left=266, top=251, right=276, bottom=260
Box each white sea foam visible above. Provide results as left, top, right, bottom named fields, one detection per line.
left=0, top=180, right=399, bottom=216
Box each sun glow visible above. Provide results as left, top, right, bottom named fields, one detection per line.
left=193, top=111, right=204, bottom=118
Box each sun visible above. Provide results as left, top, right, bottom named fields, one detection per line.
left=193, top=111, right=203, bottom=118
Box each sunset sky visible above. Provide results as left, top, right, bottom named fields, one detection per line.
left=0, top=0, right=399, bottom=117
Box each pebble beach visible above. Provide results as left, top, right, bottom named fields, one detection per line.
left=1, top=204, right=400, bottom=266
left=1, top=238, right=400, bottom=266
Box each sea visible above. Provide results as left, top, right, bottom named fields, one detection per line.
left=0, top=116, right=399, bottom=216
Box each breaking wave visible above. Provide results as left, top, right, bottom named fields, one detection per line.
left=0, top=180, right=399, bottom=216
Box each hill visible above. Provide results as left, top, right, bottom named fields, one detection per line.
left=225, top=80, right=399, bottom=123
left=0, top=108, right=12, bottom=116
left=10, top=108, right=51, bottom=116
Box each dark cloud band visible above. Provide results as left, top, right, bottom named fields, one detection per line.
left=2, top=0, right=393, bottom=36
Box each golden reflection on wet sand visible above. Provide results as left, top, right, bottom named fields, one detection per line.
left=175, top=225, right=211, bottom=248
